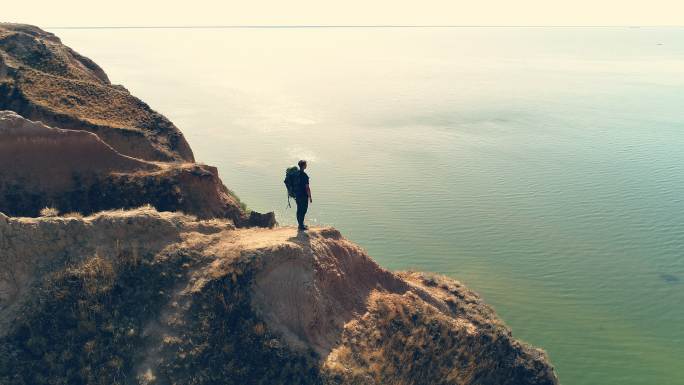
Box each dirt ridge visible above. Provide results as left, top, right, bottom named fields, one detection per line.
left=0, top=22, right=193, bottom=162
left=0, top=209, right=559, bottom=385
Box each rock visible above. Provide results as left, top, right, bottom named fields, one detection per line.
left=245, top=210, right=278, bottom=228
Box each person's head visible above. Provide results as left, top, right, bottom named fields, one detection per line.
left=298, top=159, right=307, bottom=170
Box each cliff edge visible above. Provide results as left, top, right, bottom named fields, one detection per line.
left=0, top=110, right=272, bottom=226
left=0, top=209, right=558, bottom=385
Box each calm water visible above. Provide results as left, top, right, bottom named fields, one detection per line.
left=52, top=27, right=684, bottom=385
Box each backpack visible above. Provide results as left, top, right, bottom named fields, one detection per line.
left=284, top=166, right=301, bottom=206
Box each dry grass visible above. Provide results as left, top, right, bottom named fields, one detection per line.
left=0, top=243, right=194, bottom=384
left=320, top=277, right=557, bottom=385
left=0, top=251, right=25, bottom=302
left=66, top=255, right=116, bottom=296
left=39, top=206, right=59, bottom=217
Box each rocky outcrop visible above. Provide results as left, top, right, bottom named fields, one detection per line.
left=0, top=23, right=194, bottom=162
left=0, top=111, right=273, bottom=226
left=0, top=208, right=558, bottom=385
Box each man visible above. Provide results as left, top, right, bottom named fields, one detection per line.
left=295, top=159, right=312, bottom=230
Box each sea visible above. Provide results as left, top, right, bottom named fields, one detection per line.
left=51, top=26, right=684, bottom=385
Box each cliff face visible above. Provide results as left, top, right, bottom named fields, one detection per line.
left=0, top=209, right=558, bottom=385
left=0, top=22, right=276, bottom=227
left=0, top=23, right=193, bottom=162
left=0, top=111, right=270, bottom=226
left=0, top=23, right=559, bottom=384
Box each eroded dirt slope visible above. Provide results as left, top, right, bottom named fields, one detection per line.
left=0, top=110, right=274, bottom=226
left=0, top=208, right=558, bottom=385
left=0, top=23, right=194, bottom=162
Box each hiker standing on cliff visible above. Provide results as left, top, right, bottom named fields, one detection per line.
left=284, top=160, right=312, bottom=230
left=294, top=160, right=312, bottom=230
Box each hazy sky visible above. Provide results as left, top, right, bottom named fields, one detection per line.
left=4, top=0, right=683, bottom=27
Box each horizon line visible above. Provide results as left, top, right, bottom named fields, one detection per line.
left=44, top=24, right=684, bottom=30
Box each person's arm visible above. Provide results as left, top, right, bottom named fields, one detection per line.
left=306, top=184, right=312, bottom=202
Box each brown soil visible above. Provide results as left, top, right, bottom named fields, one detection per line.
left=0, top=209, right=558, bottom=385
left=0, top=111, right=273, bottom=226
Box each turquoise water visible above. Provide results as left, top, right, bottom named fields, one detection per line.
left=53, top=27, right=684, bottom=384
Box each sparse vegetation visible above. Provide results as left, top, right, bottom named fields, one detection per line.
left=0, top=237, right=320, bottom=385
left=322, top=275, right=556, bottom=385
left=62, top=211, right=84, bottom=219
left=0, top=247, right=193, bottom=384
left=0, top=210, right=557, bottom=385
left=0, top=251, right=25, bottom=304
left=39, top=206, right=59, bottom=217
left=226, top=187, right=249, bottom=213
left=1, top=166, right=249, bottom=223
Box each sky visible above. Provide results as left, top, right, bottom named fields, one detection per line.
left=3, top=0, right=683, bottom=27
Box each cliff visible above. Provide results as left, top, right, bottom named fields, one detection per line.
left=0, top=23, right=559, bottom=384
left=0, top=111, right=272, bottom=226
left=0, top=23, right=193, bottom=162
left=0, top=208, right=558, bottom=385
left=0, top=22, right=275, bottom=227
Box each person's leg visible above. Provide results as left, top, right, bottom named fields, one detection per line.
left=296, top=197, right=304, bottom=227
left=296, top=197, right=308, bottom=228
left=300, top=198, right=308, bottom=226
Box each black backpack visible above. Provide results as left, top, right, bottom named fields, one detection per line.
left=284, top=166, right=301, bottom=206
